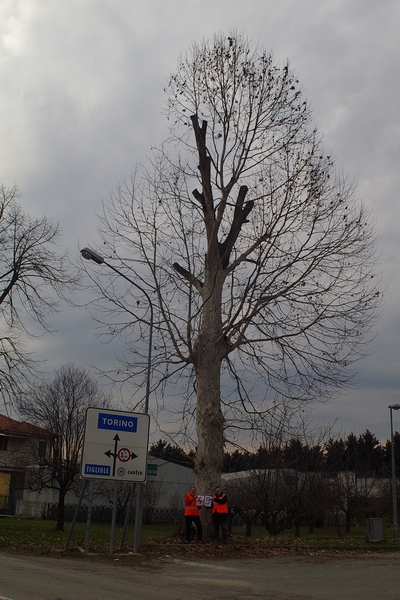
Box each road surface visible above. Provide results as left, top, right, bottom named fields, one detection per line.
left=1, top=550, right=400, bottom=599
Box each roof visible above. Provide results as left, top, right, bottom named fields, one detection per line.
left=222, top=468, right=299, bottom=482
left=0, top=414, right=53, bottom=438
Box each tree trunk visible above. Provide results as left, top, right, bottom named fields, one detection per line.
left=193, top=272, right=226, bottom=537
left=195, top=354, right=224, bottom=481
left=345, top=512, right=351, bottom=533
left=295, top=519, right=301, bottom=537
left=194, top=353, right=224, bottom=537
left=56, top=489, right=66, bottom=531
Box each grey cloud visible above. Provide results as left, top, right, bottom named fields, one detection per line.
left=1, top=0, right=399, bottom=441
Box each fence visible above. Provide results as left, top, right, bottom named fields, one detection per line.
left=15, top=500, right=182, bottom=524
left=16, top=500, right=374, bottom=531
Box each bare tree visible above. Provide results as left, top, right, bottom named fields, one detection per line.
left=94, top=480, right=136, bottom=524
left=143, top=478, right=166, bottom=524
left=0, top=184, right=76, bottom=407
left=227, top=476, right=260, bottom=537
left=82, top=34, right=380, bottom=500
left=17, top=363, right=112, bottom=531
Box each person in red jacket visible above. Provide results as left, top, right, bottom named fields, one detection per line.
left=183, top=486, right=203, bottom=543
left=212, top=486, right=228, bottom=544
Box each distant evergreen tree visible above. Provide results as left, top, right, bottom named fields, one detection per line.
left=356, top=429, right=385, bottom=475
left=150, top=429, right=392, bottom=478
left=149, top=439, right=194, bottom=468
left=384, top=430, right=400, bottom=477
left=223, top=449, right=255, bottom=472
left=324, top=437, right=347, bottom=472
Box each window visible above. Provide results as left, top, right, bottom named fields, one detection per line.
left=0, top=437, right=8, bottom=452
left=9, top=438, right=22, bottom=452
left=38, top=441, right=47, bottom=458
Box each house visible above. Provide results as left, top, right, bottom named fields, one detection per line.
left=0, top=413, right=53, bottom=514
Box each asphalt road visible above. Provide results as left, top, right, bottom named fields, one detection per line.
left=1, top=551, right=400, bottom=600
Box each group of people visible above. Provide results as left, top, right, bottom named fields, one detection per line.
left=183, top=485, right=228, bottom=544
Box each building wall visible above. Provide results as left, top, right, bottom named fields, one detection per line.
left=0, top=435, right=50, bottom=514
left=17, top=456, right=195, bottom=516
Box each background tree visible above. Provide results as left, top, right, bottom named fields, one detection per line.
left=0, top=184, right=76, bottom=408
left=324, top=437, right=347, bottom=473
left=17, top=363, right=111, bottom=531
left=223, top=448, right=253, bottom=472
left=325, top=430, right=385, bottom=475
left=149, top=439, right=194, bottom=468
left=143, top=478, right=166, bottom=524
left=280, top=441, right=329, bottom=536
left=257, top=469, right=294, bottom=536
left=227, top=475, right=261, bottom=537
left=329, top=471, right=377, bottom=533
left=82, top=33, right=380, bottom=502
left=323, top=432, right=385, bottom=533
left=353, top=430, right=385, bottom=475
left=384, top=431, right=400, bottom=477
left=94, top=479, right=135, bottom=524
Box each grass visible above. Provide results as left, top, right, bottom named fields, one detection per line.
left=0, top=516, right=398, bottom=554
left=234, top=524, right=395, bottom=548
left=0, top=516, right=175, bottom=553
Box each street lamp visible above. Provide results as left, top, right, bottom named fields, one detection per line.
left=80, top=247, right=153, bottom=552
left=388, top=403, right=400, bottom=543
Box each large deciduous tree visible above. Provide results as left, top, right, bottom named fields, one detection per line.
left=0, top=184, right=76, bottom=407
left=17, top=363, right=111, bottom=531
left=82, top=33, right=380, bottom=499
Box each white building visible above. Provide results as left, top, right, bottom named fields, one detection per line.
left=16, top=455, right=195, bottom=518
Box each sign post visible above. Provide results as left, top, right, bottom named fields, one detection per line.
left=78, top=407, right=150, bottom=554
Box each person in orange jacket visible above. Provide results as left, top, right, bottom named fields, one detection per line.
left=212, top=486, right=228, bottom=544
left=183, top=486, right=203, bottom=543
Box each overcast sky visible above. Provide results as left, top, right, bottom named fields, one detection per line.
left=1, top=0, right=399, bottom=445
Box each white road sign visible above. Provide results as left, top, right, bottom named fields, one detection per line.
left=81, top=408, right=150, bottom=482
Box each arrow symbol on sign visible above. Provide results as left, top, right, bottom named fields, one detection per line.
left=131, top=451, right=138, bottom=460
left=104, top=434, right=120, bottom=476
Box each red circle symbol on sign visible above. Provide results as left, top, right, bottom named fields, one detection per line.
left=118, top=448, right=131, bottom=462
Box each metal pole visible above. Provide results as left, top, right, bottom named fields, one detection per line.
left=120, top=482, right=136, bottom=548
left=80, top=250, right=153, bottom=554
left=103, top=261, right=153, bottom=554
left=110, top=480, right=119, bottom=554
left=84, top=480, right=94, bottom=554
left=390, top=407, right=398, bottom=542
left=65, top=479, right=88, bottom=549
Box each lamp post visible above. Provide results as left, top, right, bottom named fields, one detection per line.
left=81, top=247, right=153, bottom=552
left=388, top=403, right=400, bottom=543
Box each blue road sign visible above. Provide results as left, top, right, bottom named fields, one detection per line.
left=97, top=413, right=138, bottom=433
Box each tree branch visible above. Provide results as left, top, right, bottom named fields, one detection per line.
left=219, top=185, right=255, bottom=268
left=173, top=262, right=203, bottom=291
